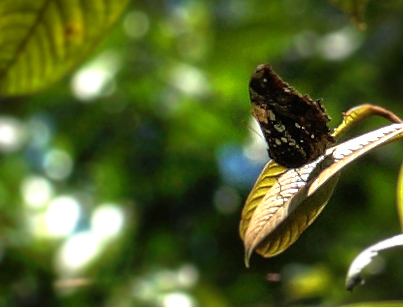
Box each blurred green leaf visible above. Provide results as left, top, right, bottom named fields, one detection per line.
left=397, top=160, right=403, bottom=230
left=0, top=0, right=129, bottom=96
left=340, top=302, right=403, bottom=307
left=329, top=0, right=369, bottom=29
left=2, top=0, right=403, bottom=305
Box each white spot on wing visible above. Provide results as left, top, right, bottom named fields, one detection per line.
left=274, top=124, right=285, bottom=132
left=268, top=110, right=276, bottom=121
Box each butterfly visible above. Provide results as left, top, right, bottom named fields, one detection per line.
left=249, top=64, right=335, bottom=168
left=240, top=101, right=403, bottom=266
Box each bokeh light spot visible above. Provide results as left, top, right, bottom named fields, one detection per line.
left=44, top=149, right=73, bottom=180
left=132, top=279, right=154, bottom=301
left=214, top=186, right=240, bottom=214
left=217, top=143, right=262, bottom=186
left=71, top=51, right=121, bottom=101
left=319, top=27, right=362, bottom=60
left=243, top=117, right=268, bottom=164
left=26, top=116, right=53, bottom=147
left=72, top=70, right=112, bottom=101
left=177, top=264, right=199, bottom=288
left=124, top=11, right=150, bottom=39
left=21, top=175, right=54, bottom=209
left=55, top=231, right=100, bottom=275
left=294, top=31, right=319, bottom=58
left=0, top=117, right=26, bottom=153
left=170, top=63, right=209, bottom=97
left=45, top=196, right=80, bottom=237
left=162, top=292, right=195, bottom=307
left=91, top=203, right=125, bottom=240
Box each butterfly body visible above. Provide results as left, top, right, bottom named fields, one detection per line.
left=249, top=64, right=335, bottom=168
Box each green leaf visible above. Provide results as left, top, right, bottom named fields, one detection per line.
left=397, top=160, right=403, bottom=231
left=340, top=303, right=403, bottom=307
left=0, top=0, right=129, bottom=96
left=329, top=0, right=369, bottom=29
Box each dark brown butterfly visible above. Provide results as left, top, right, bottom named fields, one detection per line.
left=249, top=64, right=335, bottom=168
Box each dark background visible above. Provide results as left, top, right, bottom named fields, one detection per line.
left=1, top=1, right=403, bottom=306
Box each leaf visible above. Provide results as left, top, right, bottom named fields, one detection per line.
left=241, top=104, right=402, bottom=266
left=345, top=233, right=403, bottom=291
left=243, top=157, right=340, bottom=266
left=0, top=0, right=129, bottom=96
left=340, top=303, right=403, bottom=307
left=241, top=105, right=402, bottom=266
left=240, top=104, right=397, bottom=244
left=332, top=104, right=402, bottom=140
left=239, top=160, right=287, bottom=241
left=308, top=123, right=403, bottom=197
left=243, top=123, right=403, bottom=266
left=397, top=160, right=403, bottom=231
left=329, top=0, right=370, bottom=29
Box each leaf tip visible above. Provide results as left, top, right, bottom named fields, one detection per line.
left=244, top=247, right=252, bottom=268
left=345, top=274, right=363, bottom=291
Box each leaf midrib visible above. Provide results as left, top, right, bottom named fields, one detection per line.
left=0, top=0, right=52, bottom=79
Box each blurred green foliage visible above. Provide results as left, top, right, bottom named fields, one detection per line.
left=0, top=0, right=129, bottom=96
left=0, top=0, right=403, bottom=306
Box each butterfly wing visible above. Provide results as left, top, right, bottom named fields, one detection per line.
left=249, top=64, right=334, bottom=168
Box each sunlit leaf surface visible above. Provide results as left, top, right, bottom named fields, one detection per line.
left=244, top=156, right=339, bottom=266
left=332, top=104, right=402, bottom=140
left=308, top=123, right=403, bottom=196
left=0, top=0, right=129, bottom=96
left=346, top=233, right=403, bottom=291
left=239, top=160, right=287, bottom=241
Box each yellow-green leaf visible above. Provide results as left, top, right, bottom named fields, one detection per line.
left=244, top=156, right=337, bottom=266
left=244, top=123, right=403, bottom=266
left=243, top=154, right=339, bottom=266
left=332, top=104, right=402, bottom=140
left=240, top=104, right=403, bottom=266
left=340, top=303, right=403, bottom=307
left=397, top=160, right=403, bottom=231
left=308, top=123, right=403, bottom=197
left=239, top=160, right=287, bottom=241
left=0, top=0, right=129, bottom=96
